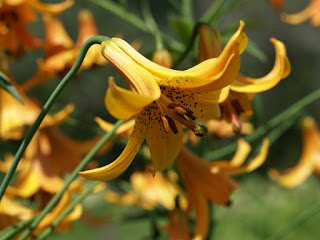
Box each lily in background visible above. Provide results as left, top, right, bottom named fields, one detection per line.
left=0, top=0, right=74, bottom=57
left=279, top=0, right=320, bottom=26
left=269, top=116, right=320, bottom=188
left=197, top=23, right=290, bottom=133
left=175, top=138, right=269, bottom=239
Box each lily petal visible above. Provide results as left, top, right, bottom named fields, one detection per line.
left=230, top=38, right=290, bottom=93
left=80, top=118, right=147, bottom=181
left=281, top=6, right=313, bottom=25
left=101, top=41, right=161, bottom=98
left=105, top=77, right=159, bottom=120
left=222, top=138, right=269, bottom=176
left=28, top=0, right=74, bottom=14
left=144, top=107, right=184, bottom=172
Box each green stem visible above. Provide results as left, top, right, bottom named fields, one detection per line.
left=0, top=217, right=35, bottom=240
left=201, top=0, right=226, bottom=23
left=182, top=0, right=193, bottom=22
left=141, top=0, right=164, bottom=50
left=18, top=120, right=124, bottom=240
left=0, top=36, right=109, bottom=202
left=172, top=22, right=204, bottom=69
left=206, top=88, right=320, bottom=160
left=88, top=0, right=184, bottom=52
left=35, top=181, right=101, bottom=240
left=266, top=202, right=320, bottom=240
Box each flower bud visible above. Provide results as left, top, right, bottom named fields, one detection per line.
left=152, top=50, right=172, bottom=68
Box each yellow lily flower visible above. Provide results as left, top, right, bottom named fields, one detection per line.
left=105, top=168, right=187, bottom=211
left=80, top=21, right=247, bottom=181
left=197, top=23, right=290, bottom=131
left=0, top=66, right=75, bottom=140
left=0, top=0, right=74, bottom=56
left=268, top=116, right=320, bottom=188
left=280, top=0, right=320, bottom=27
left=0, top=195, right=34, bottom=230
left=0, top=189, right=82, bottom=235
left=175, top=139, right=269, bottom=239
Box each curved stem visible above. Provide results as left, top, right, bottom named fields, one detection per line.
left=0, top=36, right=110, bottom=202
left=18, top=120, right=125, bottom=240
left=207, top=88, right=320, bottom=160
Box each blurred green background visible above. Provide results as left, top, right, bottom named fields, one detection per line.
left=4, top=0, right=320, bottom=239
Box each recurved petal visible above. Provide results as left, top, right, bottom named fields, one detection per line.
left=221, top=138, right=269, bottom=176
left=268, top=117, right=320, bottom=188
left=145, top=108, right=184, bottom=173
left=105, top=77, right=159, bottom=120
left=280, top=6, right=313, bottom=25
left=79, top=117, right=147, bottom=181
left=231, top=38, right=290, bottom=93
left=101, top=40, right=161, bottom=99
left=28, top=0, right=74, bottom=14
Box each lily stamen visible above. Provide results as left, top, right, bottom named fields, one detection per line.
left=160, top=115, right=170, bottom=133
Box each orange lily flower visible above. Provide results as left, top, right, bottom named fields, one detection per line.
left=0, top=188, right=82, bottom=235
left=105, top=168, right=187, bottom=211
left=175, top=139, right=269, bottom=239
left=280, top=0, right=320, bottom=26
left=80, top=21, right=247, bottom=181
left=268, top=116, right=320, bottom=187
left=198, top=23, right=290, bottom=131
left=0, top=0, right=74, bottom=56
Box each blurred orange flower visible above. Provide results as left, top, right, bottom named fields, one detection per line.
left=175, top=139, right=269, bottom=239
left=280, top=0, right=320, bottom=26
left=269, top=116, right=320, bottom=187
left=0, top=0, right=74, bottom=56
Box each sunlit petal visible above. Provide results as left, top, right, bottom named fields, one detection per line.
left=105, top=77, right=159, bottom=120
left=80, top=118, right=147, bottom=181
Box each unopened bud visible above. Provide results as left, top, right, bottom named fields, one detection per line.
left=198, top=24, right=222, bottom=62
left=152, top=50, right=173, bottom=68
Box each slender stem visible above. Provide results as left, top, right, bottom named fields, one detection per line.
left=207, top=88, right=320, bottom=160
left=182, top=0, right=193, bottom=22
left=0, top=217, right=35, bottom=240
left=0, top=36, right=109, bottom=202
left=201, top=0, right=226, bottom=23
left=35, top=181, right=101, bottom=240
left=172, top=22, right=204, bottom=69
left=18, top=120, right=125, bottom=240
left=141, top=0, right=164, bottom=50
left=88, top=0, right=184, bottom=52
left=266, top=202, right=320, bottom=240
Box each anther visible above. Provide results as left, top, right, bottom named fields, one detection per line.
left=165, top=115, right=178, bottom=134
left=160, top=116, right=170, bottom=133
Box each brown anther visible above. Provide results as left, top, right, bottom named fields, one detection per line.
left=160, top=115, right=170, bottom=133
left=185, top=109, right=196, bottom=120
left=166, top=115, right=178, bottom=134
left=174, top=106, right=187, bottom=115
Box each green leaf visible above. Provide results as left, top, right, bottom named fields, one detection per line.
left=0, top=70, right=23, bottom=103
left=169, top=16, right=193, bottom=45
